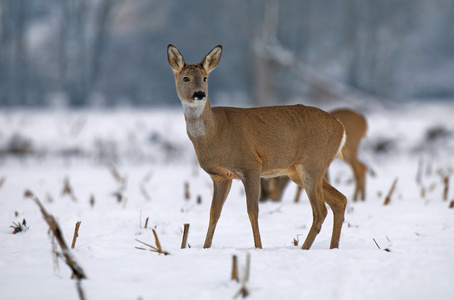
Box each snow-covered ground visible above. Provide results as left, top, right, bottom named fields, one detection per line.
left=0, top=102, right=453, bottom=300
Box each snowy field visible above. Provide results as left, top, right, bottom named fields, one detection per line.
left=0, top=102, right=453, bottom=300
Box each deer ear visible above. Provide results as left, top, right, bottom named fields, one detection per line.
left=201, top=45, right=222, bottom=73
left=167, top=44, right=185, bottom=73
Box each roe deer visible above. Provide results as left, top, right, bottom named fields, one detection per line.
left=330, top=109, right=367, bottom=201
left=261, top=109, right=368, bottom=202
left=167, top=44, right=347, bottom=249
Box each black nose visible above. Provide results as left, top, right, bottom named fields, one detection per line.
left=193, top=91, right=206, bottom=100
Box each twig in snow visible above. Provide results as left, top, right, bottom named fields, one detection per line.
left=231, top=255, right=239, bottom=282
left=373, top=238, right=381, bottom=249
left=112, top=191, right=124, bottom=203
left=293, top=237, right=299, bottom=246
left=71, top=221, right=82, bottom=249
left=184, top=182, right=190, bottom=200
left=10, top=219, right=29, bottom=234
left=373, top=238, right=391, bottom=252
left=89, top=194, right=95, bottom=207
left=61, top=177, right=77, bottom=202
left=442, top=175, right=450, bottom=201
left=181, top=223, right=190, bottom=249
left=420, top=185, right=426, bottom=198
left=24, top=190, right=86, bottom=279
left=135, top=229, right=169, bottom=255
left=76, top=280, right=86, bottom=300
left=234, top=253, right=251, bottom=299
left=383, top=178, right=398, bottom=205
left=293, top=234, right=304, bottom=246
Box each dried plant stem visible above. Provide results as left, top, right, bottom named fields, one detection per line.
left=76, top=281, right=86, bottom=300
left=181, top=223, right=190, bottom=249
left=443, top=175, right=449, bottom=201
left=373, top=238, right=391, bottom=252
left=384, top=178, right=398, bottom=205
left=373, top=238, right=381, bottom=249
left=24, top=190, right=86, bottom=280
left=234, top=253, right=251, bottom=299
left=231, top=255, right=239, bottom=282
left=10, top=219, right=28, bottom=234
left=89, top=194, right=95, bottom=207
left=152, top=229, right=163, bottom=251
left=184, top=182, right=190, bottom=200
left=144, top=217, right=149, bottom=229
left=244, top=253, right=251, bottom=282
left=135, top=229, right=169, bottom=255
left=71, top=221, right=82, bottom=249
left=62, top=177, right=77, bottom=202
left=293, top=235, right=301, bottom=246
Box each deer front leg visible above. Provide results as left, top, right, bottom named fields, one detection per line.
left=203, top=177, right=232, bottom=248
left=242, top=172, right=263, bottom=249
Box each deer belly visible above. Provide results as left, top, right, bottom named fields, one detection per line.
left=204, top=166, right=241, bottom=180
left=261, top=168, right=290, bottom=178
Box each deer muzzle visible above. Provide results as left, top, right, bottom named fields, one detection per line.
left=193, top=91, right=206, bottom=101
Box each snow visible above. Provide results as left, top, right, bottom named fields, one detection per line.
left=0, top=103, right=453, bottom=300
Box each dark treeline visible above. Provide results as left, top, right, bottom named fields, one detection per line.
left=0, top=0, right=453, bottom=107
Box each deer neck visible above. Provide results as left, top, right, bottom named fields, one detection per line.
left=182, top=98, right=216, bottom=139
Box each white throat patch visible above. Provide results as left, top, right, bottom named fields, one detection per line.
left=182, top=101, right=206, bottom=137
left=182, top=100, right=205, bottom=118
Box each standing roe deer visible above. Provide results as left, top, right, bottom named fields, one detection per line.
left=261, top=108, right=368, bottom=202
left=167, top=44, right=347, bottom=249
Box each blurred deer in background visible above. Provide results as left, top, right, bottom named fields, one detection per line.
left=261, top=108, right=368, bottom=203
left=168, top=44, right=347, bottom=249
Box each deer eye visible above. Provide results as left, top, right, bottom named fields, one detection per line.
left=183, top=77, right=189, bottom=82
left=203, top=77, right=207, bottom=82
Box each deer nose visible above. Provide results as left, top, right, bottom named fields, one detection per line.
left=193, top=91, right=206, bottom=100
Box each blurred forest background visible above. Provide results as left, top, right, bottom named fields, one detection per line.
left=1, top=0, right=453, bottom=108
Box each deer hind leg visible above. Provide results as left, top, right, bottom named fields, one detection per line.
left=291, top=166, right=328, bottom=250
left=293, top=185, right=303, bottom=203
left=242, top=172, right=263, bottom=248
left=351, top=160, right=367, bottom=201
left=322, top=178, right=347, bottom=249
left=302, top=182, right=328, bottom=250
left=203, top=177, right=232, bottom=248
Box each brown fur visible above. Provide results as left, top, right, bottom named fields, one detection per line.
left=261, top=109, right=368, bottom=203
